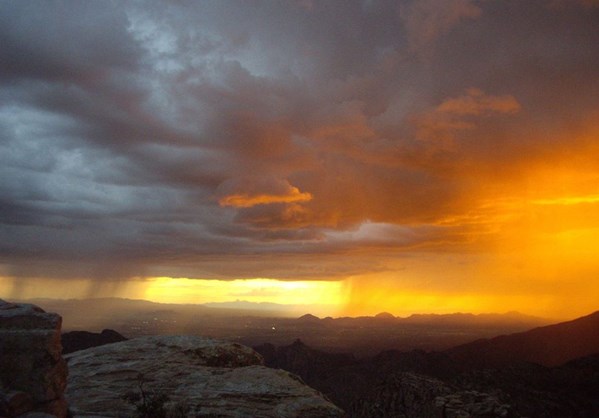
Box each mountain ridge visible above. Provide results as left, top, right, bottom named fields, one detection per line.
left=446, top=310, right=599, bottom=368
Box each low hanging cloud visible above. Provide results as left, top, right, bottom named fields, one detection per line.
left=217, top=177, right=313, bottom=208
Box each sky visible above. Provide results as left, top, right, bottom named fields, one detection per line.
left=1, top=0, right=599, bottom=318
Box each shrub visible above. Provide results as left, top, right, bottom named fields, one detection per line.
left=122, top=373, right=170, bottom=418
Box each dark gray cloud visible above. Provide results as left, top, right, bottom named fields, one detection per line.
left=0, top=1, right=140, bottom=82
left=1, top=0, right=598, bottom=281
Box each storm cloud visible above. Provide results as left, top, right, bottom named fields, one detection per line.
left=1, top=0, right=599, bottom=283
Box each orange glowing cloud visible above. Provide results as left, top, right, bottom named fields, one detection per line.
left=217, top=177, right=312, bottom=208
left=219, top=187, right=312, bottom=208
left=414, top=88, right=521, bottom=148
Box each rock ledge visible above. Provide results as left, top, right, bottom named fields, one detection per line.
left=66, top=335, right=344, bottom=418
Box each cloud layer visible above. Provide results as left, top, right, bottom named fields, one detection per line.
left=1, top=0, right=599, bottom=303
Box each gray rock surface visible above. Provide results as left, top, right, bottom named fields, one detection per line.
left=65, top=335, right=344, bottom=418
left=0, top=299, right=68, bottom=418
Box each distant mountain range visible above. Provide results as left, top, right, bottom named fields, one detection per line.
left=23, top=297, right=321, bottom=319
left=203, top=300, right=314, bottom=314
left=20, top=296, right=551, bottom=325
left=21, top=297, right=589, bottom=360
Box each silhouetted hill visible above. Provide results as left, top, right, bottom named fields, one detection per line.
left=254, top=339, right=355, bottom=383
left=62, top=329, right=127, bottom=354
left=296, top=313, right=321, bottom=324
left=446, top=310, right=599, bottom=368
left=374, top=312, right=395, bottom=319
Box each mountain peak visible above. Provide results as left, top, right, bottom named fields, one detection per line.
left=297, top=313, right=320, bottom=322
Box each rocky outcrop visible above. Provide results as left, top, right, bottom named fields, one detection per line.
left=66, top=335, right=344, bottom=417
left=349, top=372, right=515, bottom=418
left=61, top=329, right=127, bottom=354
left=0, top=299, right=68, bottom=418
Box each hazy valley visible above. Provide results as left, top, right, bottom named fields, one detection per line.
left=26, top=297, right=552, bottom=357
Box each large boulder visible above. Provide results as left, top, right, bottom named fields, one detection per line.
left=66, top=335, right=344, bottom=417
left=0, top=299, right=68, bottom=418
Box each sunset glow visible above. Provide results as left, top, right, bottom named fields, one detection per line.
left=143, top=277, right=348, bottom=312
left=1, top=1, right=599, bottom=320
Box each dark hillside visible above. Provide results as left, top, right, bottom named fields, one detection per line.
left=446, top=311, right=599, bottom=368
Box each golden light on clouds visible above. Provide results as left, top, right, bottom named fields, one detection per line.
left=217, top=177, right=313, bottom=208
left=334, top=157, right=599, bottom=319
left=532, top=194, right=599, bottom=205
left=2, top=1, right=599, bottom=321
left=218, top=187, right=313, bottom=208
